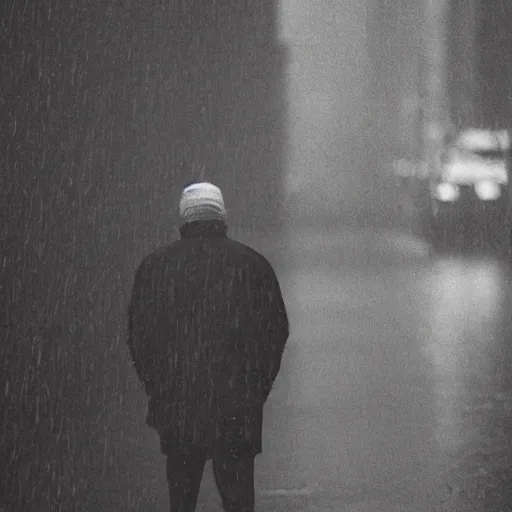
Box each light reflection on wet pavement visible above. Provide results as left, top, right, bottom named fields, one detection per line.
left=193, top=228, right=512, bottom=511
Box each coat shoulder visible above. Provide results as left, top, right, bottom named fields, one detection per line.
left=135, top=242, right=182, bottom=271
left=135, top=239, right=276, bottom=279
left=223, top=240, right=276, bottom=275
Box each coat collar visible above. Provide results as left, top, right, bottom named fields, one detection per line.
left=179, top=220, right=228, bottom=240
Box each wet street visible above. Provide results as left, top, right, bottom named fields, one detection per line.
left=190, top=226, right=512, bottom=511
left=49, top=225, right=512, bottom=512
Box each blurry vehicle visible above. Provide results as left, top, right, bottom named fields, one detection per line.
left=421, top=128, right=510, bottom=250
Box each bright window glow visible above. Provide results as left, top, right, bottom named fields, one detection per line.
left=475, top=180, right=501, bottom=201
left=436, top=183, right=460, bottom=202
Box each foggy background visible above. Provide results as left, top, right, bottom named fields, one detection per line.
left=280, top=0, right=377, bottom=224
left=279, top=0, right=511, bottom=231
left=1, top=0, right=512, bottom=510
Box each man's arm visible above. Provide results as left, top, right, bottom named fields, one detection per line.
left=127, top=257, right=167, bottom=394
left=256, top=259, right=289, bottom=399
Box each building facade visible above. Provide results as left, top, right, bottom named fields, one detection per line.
left=367, top=0, right=511, bottom=174
left=0, top=1, right=287, bottom=508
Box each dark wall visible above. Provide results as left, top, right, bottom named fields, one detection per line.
left=476, top=0, right=512, bottom=130
left=0, top=1, right=287, bottom=509
left=448, top=0, right=512, bottom=130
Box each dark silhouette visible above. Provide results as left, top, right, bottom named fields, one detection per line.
left=127, top=182, right=289, bottom=511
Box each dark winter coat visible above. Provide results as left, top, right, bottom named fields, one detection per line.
left=127, top=220, right=289, bottom=457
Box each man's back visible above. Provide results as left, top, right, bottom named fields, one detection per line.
left=128, top=222, right=288, bottom=450
left=127, top=183, right=289, bottom=512
left=161, top=235, right=268, bottom=344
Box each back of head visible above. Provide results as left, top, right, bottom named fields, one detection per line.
left=179, top=182, right=228, bottom=236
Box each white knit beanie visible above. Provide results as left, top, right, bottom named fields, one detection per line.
left=179, top=182, right=227, bottom=226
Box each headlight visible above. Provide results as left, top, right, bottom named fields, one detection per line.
left=435, top=182, right=460, bottom=202
left=475, top=180, right=501, bottom=201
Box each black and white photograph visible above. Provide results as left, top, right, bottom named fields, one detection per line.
left=1, top=0, right=511, bottom=510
